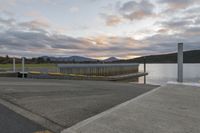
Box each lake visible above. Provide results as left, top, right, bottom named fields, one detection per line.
left=139, top=64, right=200, bottom=85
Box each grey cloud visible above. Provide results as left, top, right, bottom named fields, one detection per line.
left=182, top=26, right=200, bottom=37
left=162, top=20, right=192, bottom=27
left=143, top=29, right=200, bottom=55
left=48, top=35, right=91, bottom=49
left=17, top=20, right=50, bottom=33
left=157, top=0, right=200, bottom=20
left=0, top=30, right=49, bottom=50
left=0, top=27, right=148, bottom=57
left=194, top=17, right=200, bottom=25
left=158, top=0, right=197, bottom=9
left=0, top=17, right=15, bottom=26
left=185, top=6, right=200, bottom=14
left=119, top=0, right=155, bottom=20
left=19, top=20, right=50, bottom=29
left=101, top=0, right=155, bottom=27
left=0, top=16, right=49, bottom=34
left=158, top=19, right=193, bottom=31
left=1, top=27, right=200, bottom=58
left=0, top=29, right=92, bottom=51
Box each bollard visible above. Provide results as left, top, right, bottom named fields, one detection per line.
left=143, top=56, right=146, bottom=84
left=13, top=58, right=16, bottom=72
left=22, top=57, right=25, bottom=78
left=177, top=43, right=183, bottom=82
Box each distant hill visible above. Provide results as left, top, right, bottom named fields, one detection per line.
left=67, top=56, right=97, bottom=62
left=103, top=57, right=119, bottom=62
left=41, top=56, right=120, bottom=63
left=41, top=56, right=97, bottom=62
left=116, top=50, right=200, bottom=63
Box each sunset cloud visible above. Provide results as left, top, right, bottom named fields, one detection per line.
left=158, top=0, right=198, bottom=9
left=104, top=15, right=122, bottom=26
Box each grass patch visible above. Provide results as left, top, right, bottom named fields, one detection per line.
left=0, top=64, right=57, bottom=69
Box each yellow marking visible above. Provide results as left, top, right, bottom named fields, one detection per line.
left=33, top=130, right=53, bottom=133
left=68, top=74, right=85, bottom=77
left=48, top=72, right=64, bottom=76
left=29, top=71, right=41, bottom=74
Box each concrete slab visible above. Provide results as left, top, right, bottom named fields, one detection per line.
left=0, top=78, right=156, bottom=133
left=62, top=84, right=200, bottom=133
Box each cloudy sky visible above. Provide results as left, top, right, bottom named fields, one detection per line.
left=0, top=0, right=200, bottom=59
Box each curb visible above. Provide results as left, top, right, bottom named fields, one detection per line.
left=168, top=81, right=200, bottom=87
left=0, top=98, right=63, bottom=133
left=61, top=85, right=162, bottom=133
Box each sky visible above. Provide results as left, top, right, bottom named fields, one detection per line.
left=0, top=0, right=200, bottom=59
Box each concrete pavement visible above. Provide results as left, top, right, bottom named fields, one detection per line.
left=62, top=83, right=200, bottom=133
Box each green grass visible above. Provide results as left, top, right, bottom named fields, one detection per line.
left=0, top=63, right=57, bottom=69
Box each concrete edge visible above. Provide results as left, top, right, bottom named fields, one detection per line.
left=168, top=81, right=200, bottom=87
left=61, top=85, right=163, bottom=133
left=0, top=98, right=63, bottom=133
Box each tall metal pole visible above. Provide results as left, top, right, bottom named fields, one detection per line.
left=177, top=43, right=183, bottom=82
left=13, top=58, right=16, bottom=72
left=22, top=57, right=25, bottom=78
left=144, top=56, right=146, bottom=84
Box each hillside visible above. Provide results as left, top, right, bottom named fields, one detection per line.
left=117, top=50, right=200, bottom=63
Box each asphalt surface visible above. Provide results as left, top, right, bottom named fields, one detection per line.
left=0, top=103, right=48, bottom=133
left=0, top=77, right=158, bottom=132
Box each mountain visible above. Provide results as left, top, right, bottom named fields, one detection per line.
left=116, top=50, right=200, bottom=63
left=41, top=56, right=97, bottom=62
left=103, top=57, right=119, bottom=62
left=65, top=56, right=97, bottom=62
left=41, top=56, right=121, bottom=63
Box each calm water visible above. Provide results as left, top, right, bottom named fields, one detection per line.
left=139, top=64, right=200, bottom=85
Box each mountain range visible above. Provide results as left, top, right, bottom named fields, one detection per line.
left=41, top=56, right=97, bottom=62
left=41, top=56, right=119, bottom=62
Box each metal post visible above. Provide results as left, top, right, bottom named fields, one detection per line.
left=13, top=58, right=16, bottom=72
left=144, top=56, right=146, bottom=84
left=177, top=43, right=183, bottom=82
left=22, top=57, right=25, bottom=78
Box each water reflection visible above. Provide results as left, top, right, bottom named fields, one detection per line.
left=139, top=64, right=200, bottom=85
